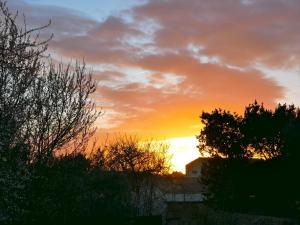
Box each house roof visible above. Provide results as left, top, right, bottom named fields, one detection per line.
left=186, top=157, right=262, bottom=169
left=185, top=157, right=212, bottom=169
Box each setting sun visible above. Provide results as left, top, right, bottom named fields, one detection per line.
left=167, top=136, right=200, bottom=173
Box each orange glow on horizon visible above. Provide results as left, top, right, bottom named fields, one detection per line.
left=166, top=136, right=201, bottom=173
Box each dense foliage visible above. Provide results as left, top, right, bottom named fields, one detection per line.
left=198, top=101, right=300, bottom=217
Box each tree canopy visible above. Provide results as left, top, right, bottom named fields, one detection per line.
left=198, top=101, right=300, bottom=160
left=197, top=101, right=300, bottom=217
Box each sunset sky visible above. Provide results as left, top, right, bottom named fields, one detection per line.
left=9, top=0, right=300, bottom=172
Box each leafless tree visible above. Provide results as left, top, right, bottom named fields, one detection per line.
left=92, top=135, right=170, bottom=216
left=0, top=1, right=100, bottom=165
left=0, top=1, right=100, bottom=221
left=28, top=62, right=99, bottom=164
left=103, top=136, right=169, bottom=174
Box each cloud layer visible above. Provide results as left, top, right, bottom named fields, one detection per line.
left=10, top=0, right=300, bottom=138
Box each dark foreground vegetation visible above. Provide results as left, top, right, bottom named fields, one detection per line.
left=198, top=101, right=300, bottom=220
left=0, top=2, right=168, bottom=224
left=167, top=203, right=297, bottom=225
left=1, top=1, right=300, bottom=224
left=1, top=148, right=168, bottom=225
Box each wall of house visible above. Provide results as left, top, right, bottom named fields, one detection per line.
left=185, top=161, right=203, bottom=178
left=164, top=193, right=204, bottom=202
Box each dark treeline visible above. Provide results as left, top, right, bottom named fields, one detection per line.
left=0, top=2, right=168, bottom=224
left=1, top=136, right=168, bottom=225
left=198, top=101, right=300, bottom=218
left=5, top=154, right=132, bottom=224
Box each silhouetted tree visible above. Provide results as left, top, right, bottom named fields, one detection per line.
left=93, top=135, right=170, bottom=216
left=197, top=101, right=300, bottom=217
left=241, top=101, right=297, bottom=159
left=0, top=1, right=99, bottom=166
left=0, top=1, right=99, bottom=223
left=29, top=62, right=99, bottom=165
left=198, top=109, right=246, bottom=158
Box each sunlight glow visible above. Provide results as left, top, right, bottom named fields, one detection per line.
left=166, top=136, right=200, bottom=174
